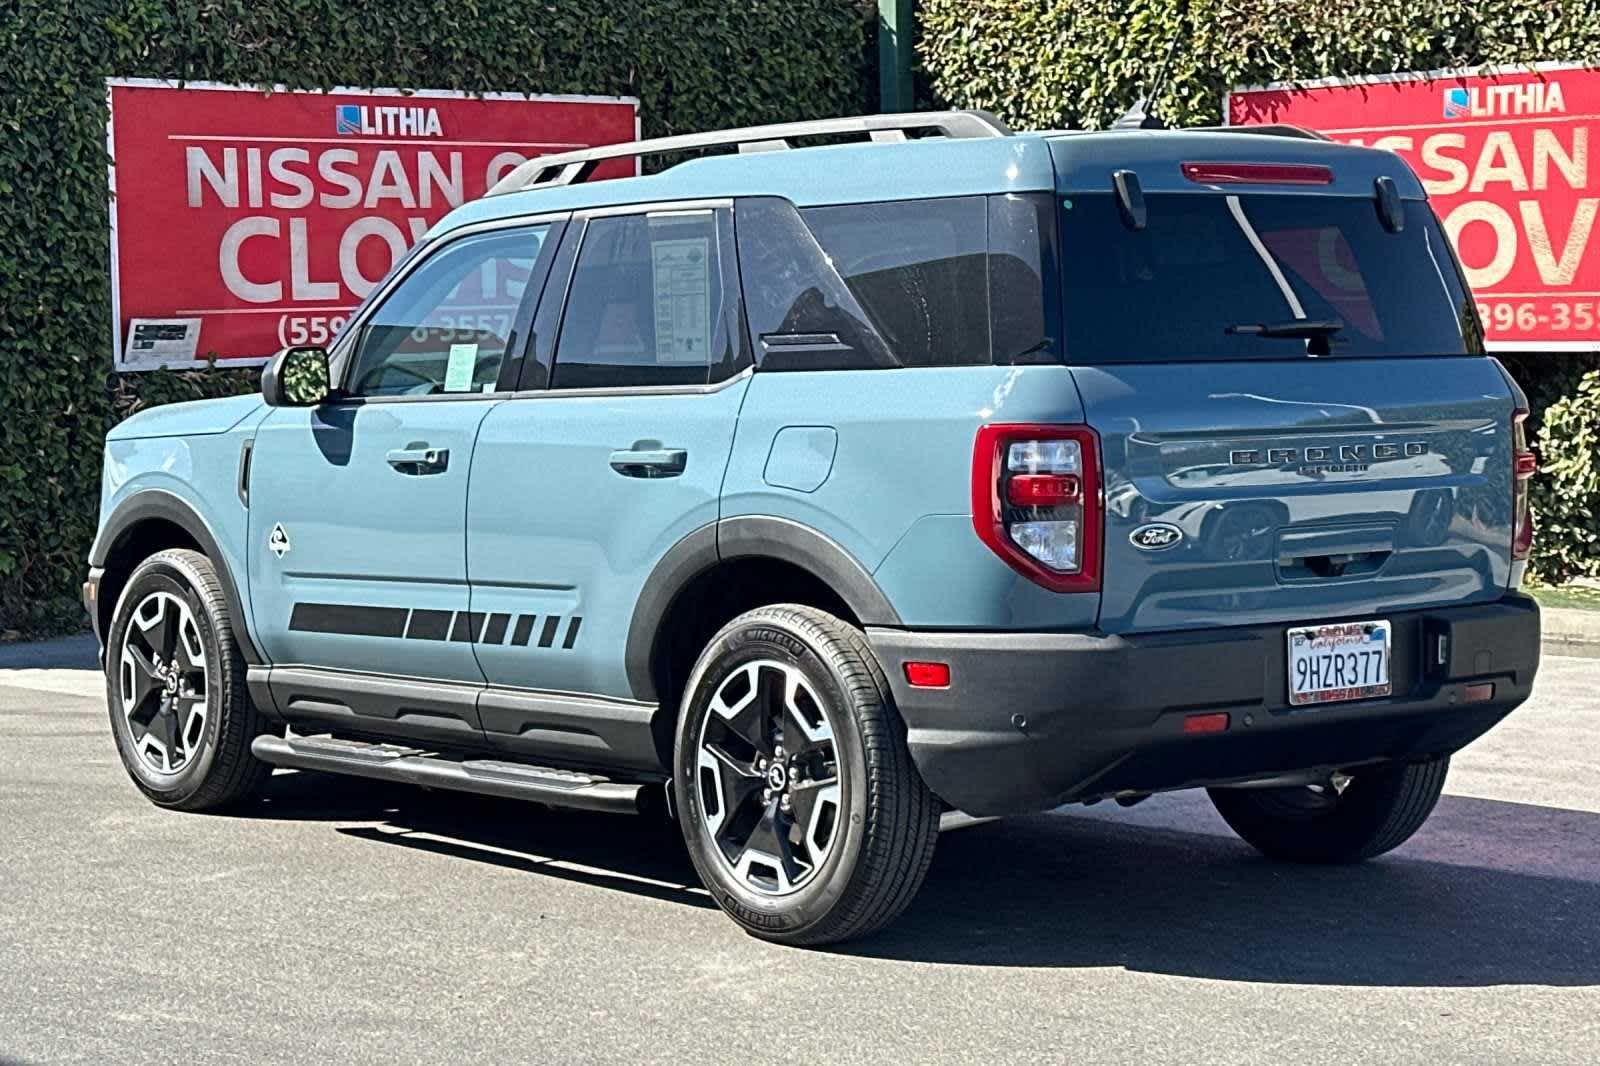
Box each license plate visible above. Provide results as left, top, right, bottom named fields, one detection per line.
left=1287, top=620, right=1392, bottom=706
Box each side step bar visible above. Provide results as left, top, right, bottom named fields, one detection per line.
left=251, top=734, right=648, bottom=815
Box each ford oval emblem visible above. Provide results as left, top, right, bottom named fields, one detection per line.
left=1130, top=523, right=1184, bottom=551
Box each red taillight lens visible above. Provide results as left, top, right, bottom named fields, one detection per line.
left=1006, top=473, right=1082, bottom=507
left=1181, top=162, right=1334, bottom=186
left=1512, top=405, right=1536, bottom=563
left=972, top=424, right=1102, bottom=592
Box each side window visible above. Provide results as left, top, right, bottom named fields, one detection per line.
left=344, top=225, right=551, bottom=398
left=551, top=209, right=740, bottom=389
left=801, top=196, right=990, bottom=367
left=737, top=194, right=1057, bottom=370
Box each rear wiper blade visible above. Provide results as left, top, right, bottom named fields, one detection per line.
left=1225, top=318, right=1344, bottom=339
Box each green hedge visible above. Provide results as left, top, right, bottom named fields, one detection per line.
left=919, top=0, right=1600, bottom=131
left=921, top=0, right=1600, bottom=581
left=0, top=0, right=872, bottom=637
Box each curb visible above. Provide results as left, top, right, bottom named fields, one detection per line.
left=1541, top=606, right=1600, bottom=655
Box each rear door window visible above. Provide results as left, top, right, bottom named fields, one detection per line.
left=550, top=208, right=743, bottom=389
left=1057, top=194, right=1483, bottom=361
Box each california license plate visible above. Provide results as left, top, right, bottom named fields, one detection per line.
left=1287, top=620, right=1392, bottom=706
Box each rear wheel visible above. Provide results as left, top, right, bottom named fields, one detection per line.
left=674, top=605, right=939, bottom=945
left=105, top=549, right=274, bottom=811
left=1208, top=757, right=1450, bottom=863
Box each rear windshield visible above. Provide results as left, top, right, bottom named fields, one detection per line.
left=1059, top=194, right=1484, bottom=361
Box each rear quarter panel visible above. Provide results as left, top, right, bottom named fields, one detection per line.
left=722, top=364, right=1101, bottom=629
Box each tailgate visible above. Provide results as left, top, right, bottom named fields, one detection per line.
left=1077, top=357, right=1515, bottom=634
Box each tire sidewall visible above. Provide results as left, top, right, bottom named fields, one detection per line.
left=105, top=554, right=229, bottom=805
left=675, top=613, right=872, bottom=939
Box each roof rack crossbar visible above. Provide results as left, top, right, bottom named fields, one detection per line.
left=486, top=110, right=1013, bottom=195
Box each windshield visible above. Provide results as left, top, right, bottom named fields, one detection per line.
left=1058, top=193, right=1484, bottom=361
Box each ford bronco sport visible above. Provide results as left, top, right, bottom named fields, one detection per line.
left=86, top=110, right=1541, bottom=945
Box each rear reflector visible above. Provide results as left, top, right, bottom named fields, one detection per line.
left=1463, top=682, right=1495, bottom=704
left=1181, top=162, right=1334, bottom=186
left=904, top=661, right=951, bottom=688
left=1182, top=712, right=1230, bottom=735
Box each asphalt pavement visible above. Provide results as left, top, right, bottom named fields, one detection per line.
left=1, top=635, right=1596, bottom=1065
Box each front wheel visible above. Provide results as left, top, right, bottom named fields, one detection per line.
left=674, top=605, right=939, bottom=946
left=104, top=549, right=274, bottom=811
left=1208, top=757, right=1450, bottom=864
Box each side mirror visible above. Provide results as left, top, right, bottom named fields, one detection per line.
left=262, top=346, right=333, bottom=407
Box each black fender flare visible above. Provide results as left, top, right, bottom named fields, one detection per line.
left=90, top=490, right=263, bottom=665
left=624, top=515, right=901, bottom=702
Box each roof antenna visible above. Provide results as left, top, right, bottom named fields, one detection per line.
left=1113, top=31, right=1181, bottom=130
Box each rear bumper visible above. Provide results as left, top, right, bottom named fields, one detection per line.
left=867, top=594, right=1541, bottom=816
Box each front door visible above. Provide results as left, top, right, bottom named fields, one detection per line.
left=247, top=219, right=563, bottom=745
left=466, top=204, right=749, bottom=766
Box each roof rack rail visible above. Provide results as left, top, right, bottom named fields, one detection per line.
left=1198, top=124, right=1330, bottom=142
left=486, top=109, right=1014, bottom=196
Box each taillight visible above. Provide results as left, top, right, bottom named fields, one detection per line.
left=1512, top=404, right=1536, bottom=563
left=972, top=424, right=1102, bottom=592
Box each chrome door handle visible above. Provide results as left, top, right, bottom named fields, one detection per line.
left=609, top=447, right=687, bottom=478
left=386, top=446, right=450, bottom=474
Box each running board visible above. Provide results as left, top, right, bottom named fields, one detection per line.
left=250, top=734, right=647, bottom=814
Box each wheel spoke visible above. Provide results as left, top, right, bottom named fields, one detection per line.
left=699, top=742, right=764, bottom=835
left=123, top=644, right=162, bottom=713
left=708, top=663, right=769, bottom=753
left=780, top=670, right=832, bottom=755
left=734, top=799, right=807, bottom=892
left=176, top=695, right=206, bottom=760
left=787, top=777, right=840, bottom=860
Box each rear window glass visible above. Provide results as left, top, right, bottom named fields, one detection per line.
left=1058, top=194, right=1483, bottom=361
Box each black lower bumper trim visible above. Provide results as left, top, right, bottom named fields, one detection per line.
left=867, top=595, right=1541, bottom=816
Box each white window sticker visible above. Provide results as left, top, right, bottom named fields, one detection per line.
left=651, top=237, right=711, bottom=364
left=444, top=342, right=478, bottom=392
left=120, top=318, right=201, bottom=371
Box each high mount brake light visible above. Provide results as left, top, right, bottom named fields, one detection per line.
left=1512, top=404, right=1536, bottom=563
left=972, top=424, right=1102, bottom=593
left=1181, top=162, right=1334, bottom=186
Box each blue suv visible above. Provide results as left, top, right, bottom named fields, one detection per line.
left=85, top=111, right=1542, bottom=945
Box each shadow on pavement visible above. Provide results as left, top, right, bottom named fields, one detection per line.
left=247, top=770, right=1598, bottom=986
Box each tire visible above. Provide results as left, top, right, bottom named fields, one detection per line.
left=104, top=548, right=274, bottom=811
left=673, top=604, right=939, bottom=946
left=1207, top=756, right=1450, bottom=864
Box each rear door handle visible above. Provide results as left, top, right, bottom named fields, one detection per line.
left=386, top=446, right=450, bottom=474
left=609, top=447, right=687, bottom=478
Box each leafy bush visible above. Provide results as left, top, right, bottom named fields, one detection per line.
left=1529, top=371, right=1600, bottom=583
left=918, top=0, right=1600, bottom=132
left=0, top=0, right=872, bottom=636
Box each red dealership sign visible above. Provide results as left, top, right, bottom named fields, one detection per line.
left=1228, top=63, right=1600, bottom=352
left=107, top=79, right=638, bottom=369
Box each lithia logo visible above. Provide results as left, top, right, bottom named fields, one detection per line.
left=1231, top=441, right=1427, bottom=475
left=335, top=103, right=444, bottom=137
left=1443, top=81, right=1566, bottom=120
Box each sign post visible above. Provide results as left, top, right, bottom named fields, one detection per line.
left=106, top=79, right=638, bottom=370
left=1228, top=62, right=1600, bottom=353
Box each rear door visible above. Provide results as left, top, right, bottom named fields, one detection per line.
left=1056, top=187, right=1516, bottom=634
left=465, top=203, right=750, bottom=767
